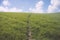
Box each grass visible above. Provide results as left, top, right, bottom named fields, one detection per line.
left=0, top=12, right=60, bottom=40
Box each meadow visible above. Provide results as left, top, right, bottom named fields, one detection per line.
left=0, top=12, right=60, bottom=40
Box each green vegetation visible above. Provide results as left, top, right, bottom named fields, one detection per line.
left=0, top=12, right=60, bottom=40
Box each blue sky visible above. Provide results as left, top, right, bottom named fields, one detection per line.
left=8, top=0, right=50, bottom=11
left=9, top=0, right=39, bottom=11
left=0, top=0, right=60, bottom=13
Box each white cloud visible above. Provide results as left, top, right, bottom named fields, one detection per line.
left=0, top=6, right=5, bottom=11
left=0, top=6, right=8, bottom=12
left=2, top=0, right=10, bottom=6
left=0, top=0, right=23, bottom=12
left=47, top=0, right=60, bottom=12
left=29, top=1, right=44, bottom=13
left=0, top=6, right=23, bottom=12
left=9, top=7, right=23, bottom=12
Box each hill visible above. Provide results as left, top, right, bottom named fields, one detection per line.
left=0, top=12, right=60, bottom=40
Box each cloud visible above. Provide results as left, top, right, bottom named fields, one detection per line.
left=29, top=0, right=44, bottom=13
left=47, top=0, right=60, bottom=12
left=2, top=0, right=10, bottom=6
left=0, top=0, right=23, bottom=12
left=0, top=6, right=9, bottom=12
left=0, top=6, right=23, bottom=12
left=9, top=7, right=23, bottom=12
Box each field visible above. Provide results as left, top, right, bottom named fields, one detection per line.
left=0, top=12, right=60, bottom=40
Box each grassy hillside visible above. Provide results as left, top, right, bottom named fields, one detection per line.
left=0, top=12, right=60, bottom=40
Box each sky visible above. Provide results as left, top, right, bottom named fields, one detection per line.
left=0, top=0, right=60, bottom=13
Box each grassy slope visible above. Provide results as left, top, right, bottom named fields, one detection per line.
left=0, top=12, right=60, bottom=40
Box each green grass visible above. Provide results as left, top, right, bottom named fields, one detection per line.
left=0, top=12, right=60, bottom=40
